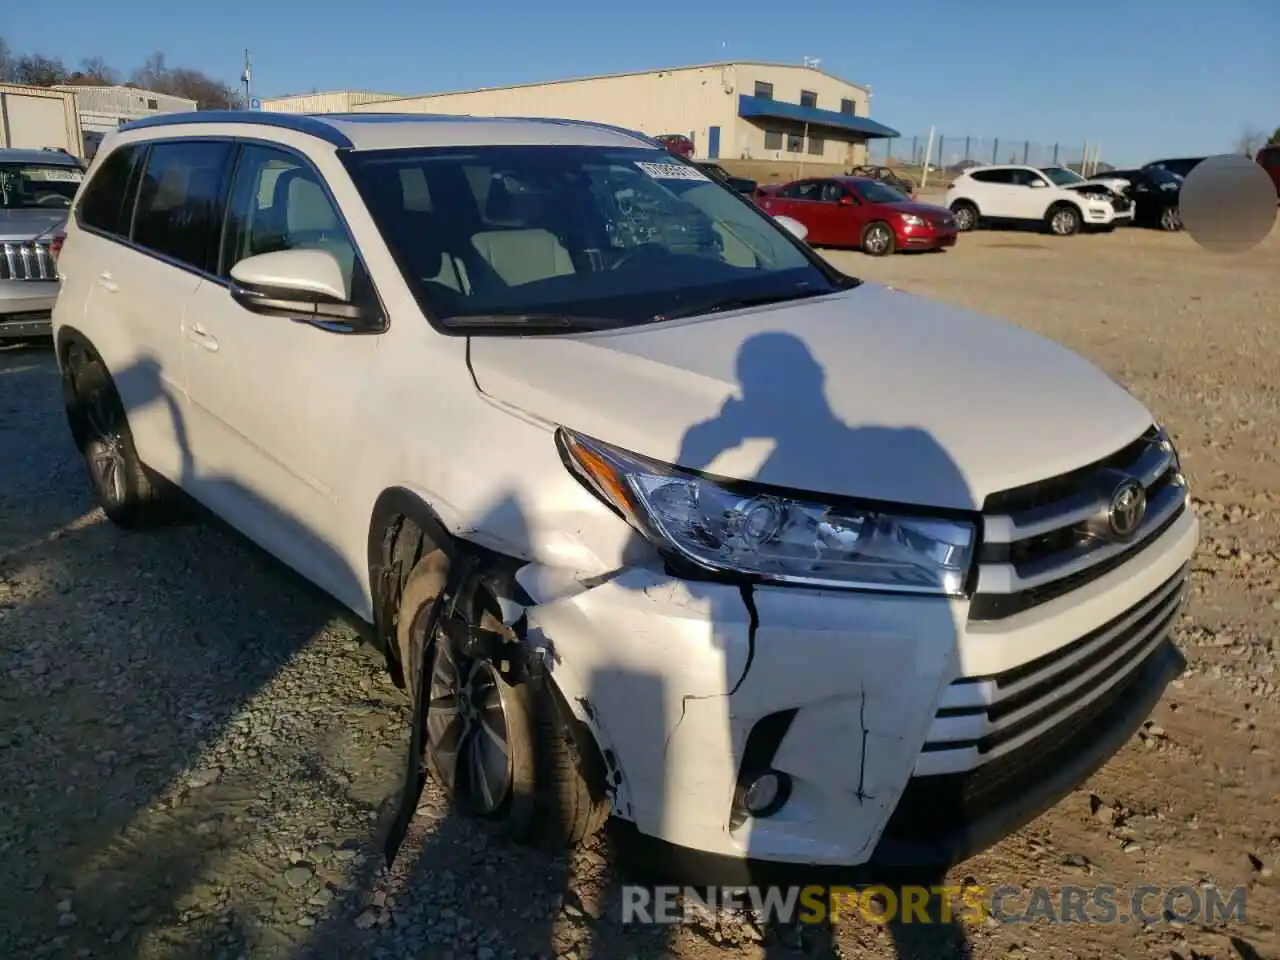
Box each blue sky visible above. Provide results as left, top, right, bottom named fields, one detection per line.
left=6, top=0, right=1277, bottom=166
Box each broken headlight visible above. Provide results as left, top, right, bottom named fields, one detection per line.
left=558, top=429, right=976, bottom=596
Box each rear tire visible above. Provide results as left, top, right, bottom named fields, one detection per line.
left=62, top=344, right=177, bottom=529
left=861, top=221, right=897, bottom=257
left=397, top=552, right=609, bottom=848
left=950, top=201, right=979, bottom=231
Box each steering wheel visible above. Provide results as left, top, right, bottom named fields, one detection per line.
left=609, top=242, right=671, bottom=271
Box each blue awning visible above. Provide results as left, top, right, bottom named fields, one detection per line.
left=737, top=95, right=899, bottom=139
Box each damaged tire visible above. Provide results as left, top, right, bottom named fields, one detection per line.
left=397, top=551, right=610, bottom=848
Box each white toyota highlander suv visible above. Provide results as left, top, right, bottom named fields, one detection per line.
left=946, top=163, right=1134, bottom=236
left=52, top=111, right=1198, bottom=883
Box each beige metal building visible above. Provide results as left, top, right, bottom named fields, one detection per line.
left=258, top=89, right=404, bottom=114
left=0, top=83, right=83, bottom=153
left=259, top=62, right=898, bottom=168
left=51, top=84, right=196, bottom=157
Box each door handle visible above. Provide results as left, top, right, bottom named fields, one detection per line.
left=189, top=323, right=219, bottom=352
left=95, top=270, right=117, bottom=293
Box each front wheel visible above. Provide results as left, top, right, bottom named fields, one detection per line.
left=397, top=553, right=610, bottom=848
left=950, top=201, right=979, bottom=232
left=861, top=222, right=897, bottom=257
left=1160, top=206, right=1182, bottom=231
left=1047, top=204, right=1082, bottom=237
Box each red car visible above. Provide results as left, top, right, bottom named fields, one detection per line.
left=655, top=134, right=694, bottom=159
left=756, top=175, right=958, bottom=256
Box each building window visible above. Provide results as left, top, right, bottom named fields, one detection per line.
left=147, top=98, right=159, bottom=110
left=808, top=136, right=825, bottom=156
left=840, top=98, right=855, bottom=115
left=786, top=133, right=804, bottom=153
left=764, top=129, right=783, bottom=151
left=800, top=90, right=817, bottom=108
left=754, top=81, right=774, bottom=100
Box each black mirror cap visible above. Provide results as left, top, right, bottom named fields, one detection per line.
left=230, top=283, right=386, bottom=334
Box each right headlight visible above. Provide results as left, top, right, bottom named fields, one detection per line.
left=558, top=429, right=976, bottom=596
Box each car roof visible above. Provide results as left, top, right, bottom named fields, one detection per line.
left=0, top=147, right=82, bottom=166
left=116, top=110, right=664, bottom=152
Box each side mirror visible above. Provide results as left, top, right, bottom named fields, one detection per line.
left=229, top=249, right=383, bottom=334
left=774, top=215, right=808, bottom=242
left=1026, top=180, right=1047, bottom=188
left=838, top=194, right=855, bottom=206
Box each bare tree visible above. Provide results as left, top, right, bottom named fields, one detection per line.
left=0, top=37, right=15, bottom=83
left=69, top=56, right=119, bottom=85
left=1234, top=126, right=1267, bottom=158
left=129, top=51, right=237, bottom=109
left=13, top=53, right=69, bottom=86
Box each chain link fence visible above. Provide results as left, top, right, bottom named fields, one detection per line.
left=867, top=135, right=1103, bottom=174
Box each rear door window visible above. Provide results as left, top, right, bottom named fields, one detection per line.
left=131, top=140, right=234, bottom=272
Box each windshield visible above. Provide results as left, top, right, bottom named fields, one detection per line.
left=1145, top=167, right=1180, bottom=186
left=853, top=180, right=909, bottom=203
left=1041, top=166, right=1085, bottom=186
left=344, top=145, right=843, bottom=328
left=0, top=162, right=84, bottom=210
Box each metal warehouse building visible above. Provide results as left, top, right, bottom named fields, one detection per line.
left=260, top=62, right=899, bottom=168
left=52, top=84, right=196, bottom=155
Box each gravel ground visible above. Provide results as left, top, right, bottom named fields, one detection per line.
left=2, top=220, right=1278, bottom=960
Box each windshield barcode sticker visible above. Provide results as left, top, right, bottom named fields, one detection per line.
left=26, top=169, right=84, bottom=182
left=635, top=161, right=710, bottom=182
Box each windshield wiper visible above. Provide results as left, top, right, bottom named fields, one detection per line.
left=442, top=312, right=615, bottom=332
left=654, top=286, right=834, bottom=323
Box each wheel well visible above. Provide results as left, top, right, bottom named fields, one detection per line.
left=950, top=199, right=978, bottom=212
left=1047, top=199, right=1080, bottom=215
left=54, top=327, right=101, bottom=448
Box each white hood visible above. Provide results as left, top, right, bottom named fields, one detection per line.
left=468, top=285, right=1153, bottom=510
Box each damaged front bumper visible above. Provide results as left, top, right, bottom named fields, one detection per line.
left=515, top=506, right=1198, bottom=883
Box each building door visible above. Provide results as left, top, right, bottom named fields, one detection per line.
left=707, top=126, right=720, bottom=160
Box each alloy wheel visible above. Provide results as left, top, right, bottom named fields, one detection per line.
left=84, top=386, right=128, bottom=505
left=425, top=621, right=514, bottom=816
left=865, top=225, right=892, bottom=255
left=1051, top=208, right=1078, bottom=236
left=1161, top=207, right=1182, bottom=231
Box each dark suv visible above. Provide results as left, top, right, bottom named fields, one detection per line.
left=1255, top=145, right=1280, bottom=199
left=1141, top=157, right=1206, bottom=180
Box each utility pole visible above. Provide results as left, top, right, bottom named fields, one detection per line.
left=241, top=49, right=252, bottom=109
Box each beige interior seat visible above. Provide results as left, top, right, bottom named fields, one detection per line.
left=286, top=177, right=355, bottom=295
left=470, top=229, right=575, bottom=286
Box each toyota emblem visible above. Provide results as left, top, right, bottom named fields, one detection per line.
left=1107, top=479, right=1146, bottom=538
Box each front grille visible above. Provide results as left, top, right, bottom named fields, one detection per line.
left=917, top=566, right=1187, bottom=776
left=1112, top=197, right=1132, bottom=212
left=0, top=240, right=58, bottom=281
left=969, top=425, right=1187, bottom=620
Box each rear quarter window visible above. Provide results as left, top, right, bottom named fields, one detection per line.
left=77, top=144, right=145, bottom=236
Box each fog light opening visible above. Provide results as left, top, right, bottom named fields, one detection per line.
left=739, top=771, right=791, bottom=819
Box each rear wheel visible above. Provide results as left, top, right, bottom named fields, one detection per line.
left=397, top=552, right=609, bottom=848
left=62, top=345, right=176, bottom=528
left=950, top=201, right=979, bottom=232
left=861, top=222, right=896, bottom=257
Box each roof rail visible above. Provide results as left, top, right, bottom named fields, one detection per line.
left=117, top=110, right=353, bottom=148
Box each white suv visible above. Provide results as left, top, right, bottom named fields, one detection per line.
left=53, top=111, right=1198, bottom=882
left=946, top=164, right=1134, bottom=236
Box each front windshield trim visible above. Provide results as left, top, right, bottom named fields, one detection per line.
left=340, top=144, right=861, bottom=338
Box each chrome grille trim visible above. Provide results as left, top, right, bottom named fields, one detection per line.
left=915, top=566, right=1187, bottom=776
left=969, top=425, right=1187, bottom=620
left=0, top=241, right=58, bottom=281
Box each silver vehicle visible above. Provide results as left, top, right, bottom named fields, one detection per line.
left=1, top=148, right=83, bottom=339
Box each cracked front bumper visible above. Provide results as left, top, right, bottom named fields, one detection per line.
left=519, top=508, right=1197, bottom=879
